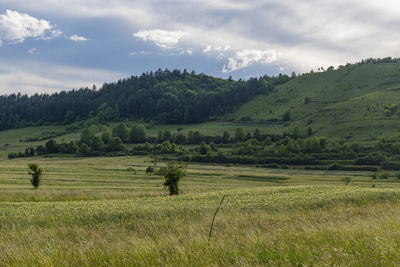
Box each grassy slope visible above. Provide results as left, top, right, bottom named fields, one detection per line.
left=230, top=63, right=400, bottom=140
left=0, top=126, right=80, bottom=155
left=1, top=156, right=400, bottom=265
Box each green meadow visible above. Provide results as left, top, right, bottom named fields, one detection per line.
left=1, top=154, right=400, bottom=265
left=231, top=63, right=400, bottom=140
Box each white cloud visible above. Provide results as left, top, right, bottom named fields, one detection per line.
left=129, top=51, right=152, bottom=56
left=133, top=29, right=188, bottom=49
left=203, top=45, right=212, bottom=53
left=203, top=44, right=231, bottom=53
left=215, top=45, right=230, bottom=52
left=222, top=49, right=278, bottom=73
left=70, top=34, right=88, bottom=42
left=41, top=29, right=62, bottom=40
left=0, top=10, right=60, bottom=44
left=178, top=49, right=193, bottom=56
left=27, top=48, right=37, bottom=54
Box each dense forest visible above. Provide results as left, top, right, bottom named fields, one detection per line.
left=0, top=69, right=290, bottom=130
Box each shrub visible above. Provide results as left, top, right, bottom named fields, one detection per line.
left=381, top=161, right=400, bottom=170
left=106, top=137, right=125, bottom=152
left=8, top=152, right=18, bottom=159
left=304, top=97, right=311, bottom=104
left=146, top=166, right=154, bottom=175
left=157, top=161, right=187, bottom=195
left=199, top=141, right=211, bottom=155
left=28, top=163, right=43, bottom=189
left=379, top=172, right=389, bottom=179
left=283, top=111, right=291, bottom=121
left=342, top=177, right=351, bottom=185
left=327, top=162, right=340, bottom=170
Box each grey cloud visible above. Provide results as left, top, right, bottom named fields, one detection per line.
left=3, top=0, right=400, bottom=74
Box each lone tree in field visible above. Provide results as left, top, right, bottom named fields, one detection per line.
left=146, top=166, right=154, bottom=175
left=28, top=163, right=43, bottom=189
left=158, top=161, right=187, bottom=195
left=342, top=177, right=351, bottom=186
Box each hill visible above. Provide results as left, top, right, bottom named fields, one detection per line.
left=230, top=61, right=400, bottom=140
left=0, top=69, right=289, bottom=130
left=3, top=59, right=400, bottom=141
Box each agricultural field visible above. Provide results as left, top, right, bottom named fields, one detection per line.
left=2, top=155, right=400, bottom=265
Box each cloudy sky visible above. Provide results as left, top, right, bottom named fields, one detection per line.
left=0, top=0, right=399, bottom=94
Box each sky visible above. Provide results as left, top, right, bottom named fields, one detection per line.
left=0, top=0, right=400, bottom=94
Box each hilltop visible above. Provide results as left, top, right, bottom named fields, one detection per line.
left=230, top=60, right=400, bottom=140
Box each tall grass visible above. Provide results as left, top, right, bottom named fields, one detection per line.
left=1, top=186, right=400, bottom=265
left=1, top=156, right=400, bottom=265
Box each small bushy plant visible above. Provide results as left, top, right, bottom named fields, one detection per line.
left=28, top=163, right=43, bottom=189
left=379, top=172, right=389, bottom=179
left=157, top=161, right=187, bottom=195
left=146, top=166, right=154, bottom=175
left=342, top=177, right=351, bottom=185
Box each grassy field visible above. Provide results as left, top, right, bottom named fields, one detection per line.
left=1, top=155, right=400, bottom=265
left=0, top=122, right=282, bottom=155
left=0, top=126, right=80, bottom=154
left=230, top=63, right=400, bottom=140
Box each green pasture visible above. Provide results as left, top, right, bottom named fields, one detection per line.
left=230, top=63, right=400, bottom=139
left=1, top=155, right=400, bottom=265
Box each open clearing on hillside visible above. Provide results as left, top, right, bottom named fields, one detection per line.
left=230, top=63, right=400, bottom=139
left=1, top=156, right=400, bottom=265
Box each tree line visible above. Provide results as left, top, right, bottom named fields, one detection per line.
left=0, top=69, right=291, bottom=130
left=9, top=123, right=400, bottom=171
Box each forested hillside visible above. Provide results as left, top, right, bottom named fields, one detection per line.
left=0, top=69, right=290, bottom=130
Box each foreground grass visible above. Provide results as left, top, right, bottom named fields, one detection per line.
left=1, top=186, right=400, bottom=266
left=1, top=156, right=400, bottom=265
